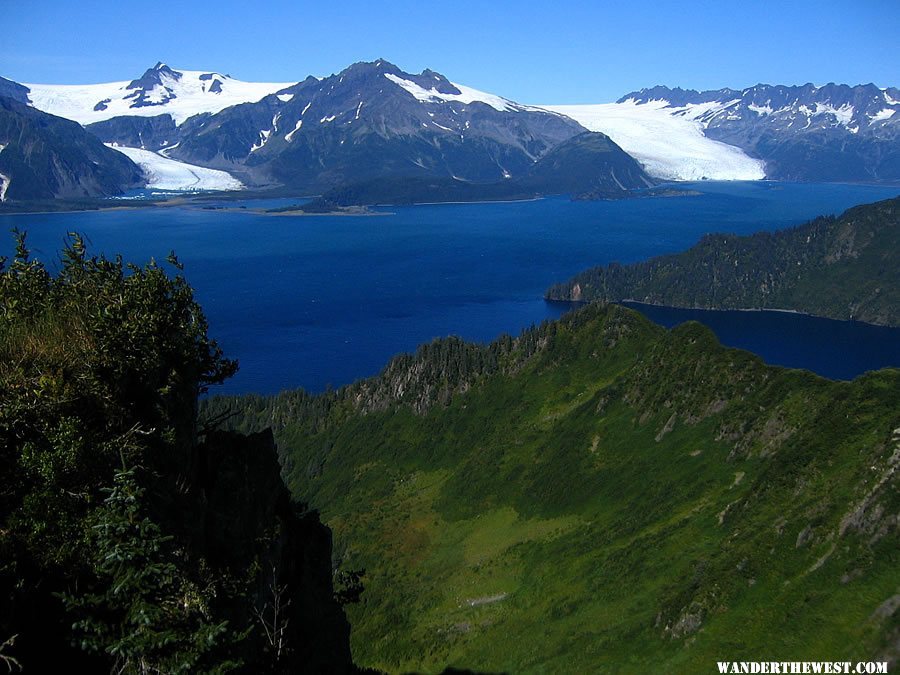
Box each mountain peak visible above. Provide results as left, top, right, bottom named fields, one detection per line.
left=127, top=63, right=182, bottom=91
left=336, top=59, right=402, bottom=78
left=323, top=60, right=462, bottom=97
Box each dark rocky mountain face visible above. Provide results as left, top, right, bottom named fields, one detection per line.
left=85, top=113, right=180, bottom=151
left=0, top=76, right=31, bottom=105
left=519, top=131, right=654, bottom=193
left=164, top=59, right=588, bottom=190
left=619, top=85, right=744, bottom=107
left=620, top=83, right=900, bottom=181
left=299, top=131, right=654, bottom=210
left=0, top=96, right=143, bottom=201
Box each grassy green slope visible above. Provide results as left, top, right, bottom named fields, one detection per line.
left=546, top=196, right=900, bottom=326
left=228, top=304, right=900, bottom=673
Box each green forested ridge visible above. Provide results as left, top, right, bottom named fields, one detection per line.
left=205, top=303, right=900, bottom=673
left=0, top=234, right=355, bottom=673
left=546, top=196, right=900, bottom=326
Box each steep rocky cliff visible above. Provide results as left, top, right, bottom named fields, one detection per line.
left=0, top=236, right=357, bottom=673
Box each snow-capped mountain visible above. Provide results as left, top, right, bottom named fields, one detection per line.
left=551, top=83, right=900, bottom=182
left=23, top=63, right=295, bottom=125
left=13, top=60, right=894, bottom=200
left=621, top=83, right=899, bottom=131
left=0, top=60, right=655, bottom=199
left=90, top=60, right=605, bottom=192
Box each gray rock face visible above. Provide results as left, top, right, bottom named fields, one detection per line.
left=619, top=83, right=900, bottom=181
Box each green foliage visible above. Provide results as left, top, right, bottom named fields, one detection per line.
left=0, top=232, right=243, bottom=671
left=0, top=229, right=236, bottom=565
left=333, top=569, right=366, bottom=606
left=214, top=303, right=900, bottom=673
left=546, top=196, right=900, bottom=326
left=63, top=466, right=234, bottom=674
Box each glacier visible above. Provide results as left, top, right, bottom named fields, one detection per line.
left=108, top=146, right=243, bottom=191
left=542, top=101, right=766, bottom=181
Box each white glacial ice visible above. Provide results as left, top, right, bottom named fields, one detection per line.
left=26, top=69, right=295, bottom=126
left=107, top=145, right=243, bottom=191
left=541, top=100, right=767, bottom=181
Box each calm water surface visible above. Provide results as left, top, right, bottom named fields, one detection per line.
left=623, top=303, right=900, bottom=381
left=2, top=181, right=898, bottom=394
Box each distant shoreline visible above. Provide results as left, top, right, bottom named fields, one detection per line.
left=401, top=196, right=545, bottom=207
left=265, top=207, right=393, bottom=217
left=545, top=297, right=898, bottom=329
left=616, top=300, right=898, bottom=329
left=3, top=179, right=897, bottom=217
left=622, top=299, right=803, bottom=316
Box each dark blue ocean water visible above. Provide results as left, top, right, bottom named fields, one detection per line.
left=2, top=181, right=898, bottom=394
left=623, top=303, right=900, bottom=381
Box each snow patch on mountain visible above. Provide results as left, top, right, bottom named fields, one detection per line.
left=159, top=141, right=180, bottom=157
left=250, top=113, right=282, bottom=152
left=384, top=73, right=542, bottom=113
left=813, top=102, right=854, bottom=126
left=870, top=108, right=896, bottom=122
left=544, top=101, right=766, bottom=181
left=107, top=145, right=243, bottom=191
left=27, top=68, right=295, bottom=126
left=285, top=119, right=303, bottom=142
left=250, top=129, right=272, bottom=152
left=748, top=103, right=773, bottom=116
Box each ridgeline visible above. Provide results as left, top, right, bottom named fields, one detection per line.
left=546, top=196, right=900, bottom=326
left=205, top=302, right=900, bottom=673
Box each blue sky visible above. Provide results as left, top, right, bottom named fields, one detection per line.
left=2, top=0, right=898, bottom=102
